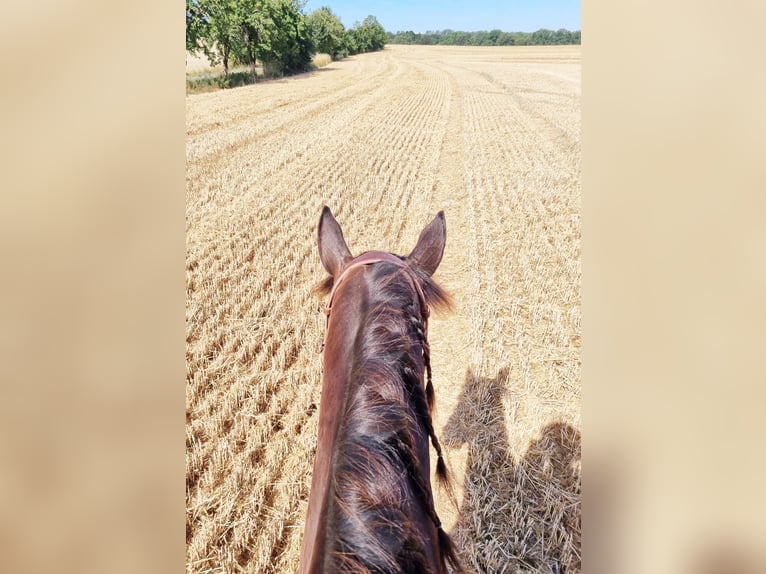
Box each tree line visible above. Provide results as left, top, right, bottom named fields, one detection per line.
left=186, top=1, right=387, bottom=76
left=387, top=28, right=581, bottom=46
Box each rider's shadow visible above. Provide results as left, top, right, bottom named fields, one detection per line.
left=442, top=368, right=581, bottom=574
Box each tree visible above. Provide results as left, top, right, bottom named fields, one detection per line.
left=234, top=0, right=273, bottom=77
left=307, top=7, right=346, bottom=59
left=487, top=29, right=502, bottom=45
left=473, top=31, right=491, bottom=46
left=186, top=0, right=392, bottom=86
left=191, top=0, right=240, bottom=75
left=364, top=15, right=387, bottom=51
left=186, top=0, right=208, bottom=53
left=385, top=28, right=581, bottom=47
left=186, top=0, right=312, bottom=79
left=531, top=28, right=554, bottom=45
left=497, top=32, right=515, bottom=45
left=258, top=0, right=312, bottom=74
left=348, top=15, right=386, bottom=53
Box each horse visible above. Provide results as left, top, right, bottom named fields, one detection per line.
left=298, top=206, right=463, bottom=574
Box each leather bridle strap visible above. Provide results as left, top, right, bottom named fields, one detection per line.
left=320, top=251, right=429, bottom=353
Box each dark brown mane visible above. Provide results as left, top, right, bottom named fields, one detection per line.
left=324, top=262, right=460, bottom=573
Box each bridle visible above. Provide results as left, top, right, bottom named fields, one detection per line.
left=320, top=251, right=430, bottom=354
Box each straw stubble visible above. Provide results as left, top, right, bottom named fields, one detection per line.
left=187, top=45, right=581, bottom=573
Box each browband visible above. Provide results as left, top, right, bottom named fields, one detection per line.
left=321, top=251, right=429, bottom=353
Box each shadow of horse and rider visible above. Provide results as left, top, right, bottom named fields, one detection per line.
left=442, top=368, right=581, bottom=574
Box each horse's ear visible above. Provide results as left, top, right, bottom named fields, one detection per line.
left=318, top=206, right=352, bottom=277
left=408, top=211, right=446, bottom=276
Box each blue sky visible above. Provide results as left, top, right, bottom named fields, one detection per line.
left=302, top=0, right=581, bottom=34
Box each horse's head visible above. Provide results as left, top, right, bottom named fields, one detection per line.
left=316, top=206, right=451, bottom=322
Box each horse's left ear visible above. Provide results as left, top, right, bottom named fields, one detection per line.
left=408, top=211, right=446, bottom=276
left=318, top=206, right=352, bottom=277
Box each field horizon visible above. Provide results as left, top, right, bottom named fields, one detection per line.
left=186, top=44, right=581, bottom=573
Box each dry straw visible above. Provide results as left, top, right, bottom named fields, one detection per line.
left=186, top=45, right=581, bottom=573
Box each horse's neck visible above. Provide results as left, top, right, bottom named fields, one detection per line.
left=299, top=276, right=369, bottom=574
left=328, top=285, right=440, bottom=573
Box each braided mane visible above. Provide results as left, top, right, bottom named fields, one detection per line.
left=320, top=261, right=460, bottom=573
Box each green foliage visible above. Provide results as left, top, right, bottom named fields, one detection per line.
left=234, top=0, right=272, bottom=75
left=186, top=0, right=312, bottom=77
left=307, top=7, right=346, bottom=59
left=258, top=0, right=312, bottom=74
left=187, top=0, right=241, bottom=74
left=186, top=1, right=389, bottom=89
left=186, top=0, right=207, bottom=53
left=344, top=15, right=387, bottom=56
left=387, top=28, right=581, bottom=46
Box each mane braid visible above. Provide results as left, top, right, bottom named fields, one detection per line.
left=326, top=262, right=462, bottom=574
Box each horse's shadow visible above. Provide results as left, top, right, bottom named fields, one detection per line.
left=442, top=368, right=581, bottom=574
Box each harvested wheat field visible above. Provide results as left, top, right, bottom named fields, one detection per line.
left=186, top=44, right=581, bottom=573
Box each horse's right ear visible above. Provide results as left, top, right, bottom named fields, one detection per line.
left=318, top=206, right=352, bottom=277
left=408, top=211, right=446, bottom=276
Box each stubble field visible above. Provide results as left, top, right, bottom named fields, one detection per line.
left=186, top=44, right=581, bottom=573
